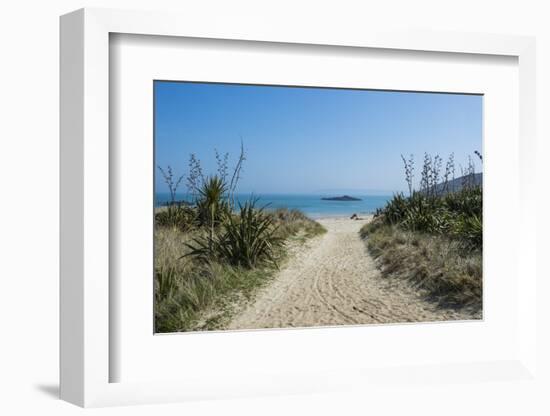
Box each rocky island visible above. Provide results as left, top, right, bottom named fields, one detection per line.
left=321, top=195, right=362, bottom=201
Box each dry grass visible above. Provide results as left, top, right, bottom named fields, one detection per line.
left=155, top=227, right=279, bottom=332
left=154, top=210, right=326, bottom=333
left=361, top=221, right=482, bottom=311
left=269, top=208, right=327, bottom=240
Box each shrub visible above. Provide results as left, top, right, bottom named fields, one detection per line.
left=444, top=187, right=482, bottom=217
left=377, top=192, right=409, bottom=224
left=374, top=186, right=482, bottom=250
left=155, top=204, right=196, bottom=231
left=450, top=213, right=482, bottom=250
left=194, top=176, right=231, bottom=229
left=185, top=199, right=284, bottom=269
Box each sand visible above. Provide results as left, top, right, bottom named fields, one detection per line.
left=227, top=216, right=477, bottom=330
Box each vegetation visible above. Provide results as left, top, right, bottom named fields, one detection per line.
left=370, top=187, right=482, bottom=250
left=185, top=199, right=284, bottom=269
left=268, top=208, right=326, bottom=240
left=361, top=152, right=482, bottom=311
left=154, top=145, right=325, bottom=332
left=155, top=226, right=281, bottom=332
left=155, top=205, right=195, bottom=231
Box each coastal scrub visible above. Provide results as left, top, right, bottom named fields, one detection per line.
left=154, top=147, right=326, bottom=332
left=360, top=152, right=483, bottom=312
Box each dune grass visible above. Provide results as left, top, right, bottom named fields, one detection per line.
left=268, top=208, right=326, bottom=240
left=155, top=148, right=327, bottom=332
left=155, top=226, right=279, bottom=331
left=360, top=152, right=483, bottom=312
left=155, top=206, right=326, bottom=332
left=361, top=223, right=482, bottom=310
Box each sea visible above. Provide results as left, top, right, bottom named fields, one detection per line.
left=155, top=192, right=393, bottom=219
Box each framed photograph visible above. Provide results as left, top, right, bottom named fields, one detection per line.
left=60, top=8, right=537, bottom=407
left=152, top=81, right=483, bottom=334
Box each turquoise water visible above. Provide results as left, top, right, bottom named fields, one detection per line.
left=155, top=193, right=392, bottom=219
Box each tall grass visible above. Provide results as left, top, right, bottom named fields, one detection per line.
left=268, top=208, right=326, bottom=239
left=154, top=227, right=278, bottom=331
left=155, top=205, right=324, bottom=332
left=362, top=152, right=483, bottom=311
left=363, top=225, right=482, bottom=310
left=155, top=146, right=325, bottom=332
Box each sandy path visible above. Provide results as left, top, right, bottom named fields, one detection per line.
left=228, top=216, right=474, bottom=330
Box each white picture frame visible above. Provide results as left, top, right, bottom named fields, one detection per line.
left=60, top=7, right=537, bottom=408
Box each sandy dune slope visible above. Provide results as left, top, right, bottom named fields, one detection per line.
left=228, top=216, right=477, bottom=330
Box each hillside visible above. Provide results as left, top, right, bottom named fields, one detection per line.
left=429, top=172, right=482, bottom=195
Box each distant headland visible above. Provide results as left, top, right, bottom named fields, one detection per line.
left=321, top=195, right=362, bottom=201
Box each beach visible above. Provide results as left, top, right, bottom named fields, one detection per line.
left=227, top=216, right=479, bottom=330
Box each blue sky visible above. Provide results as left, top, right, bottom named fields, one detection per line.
left=155, top=81, right=482, bottom=194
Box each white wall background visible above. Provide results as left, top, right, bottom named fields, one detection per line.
left=0, top=1, right=548, bottom=415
